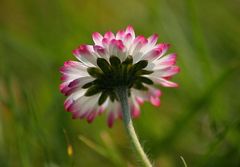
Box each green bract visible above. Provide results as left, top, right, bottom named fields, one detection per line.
left=83, top=56, right=153, bottom=105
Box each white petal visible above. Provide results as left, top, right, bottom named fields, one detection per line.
left=149, top=76, right=178, bottom=87
left=92, top=32, right=103, bottom=46
left=73, top=45, right=98, bottom=67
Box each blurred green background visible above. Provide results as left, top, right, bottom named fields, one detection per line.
left=0, top=0, right=240, bottom=166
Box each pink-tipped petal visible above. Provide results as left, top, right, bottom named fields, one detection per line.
left=123, top=33, right=133, bottom=49
left=65, top=86, right=79, bottom=96
left=131, top=105, right=141, bottom=118
left=136, top=97, right=144, bottom=105
left=87, top=111, right=97, bottom=123
left=60, top=82, right=67, bottom=91
left=93, top=45, right=106, bottom=57
left=104, top=31, right=115, bottom=40
left=110, top=39, right=125, bottom=51
left=124, top=33, right=133, bottom=41
left=92, top=32, right=103, bottom=45
left=130, top=35, right=148, bottom=57
left=60, top=60, right=88, bottom=74
left=98, top=106, right=105, bottom=115
left=64, top=99, right=74, bottom=111
left=125, top=25, right=135, bottom=38
left=116, top=29, right=125, bottom=40
left=153, top=89, right=162, bottom=97
left=159, top=53, right=177, bottom=65
left=133, top=36, right=148, bottom=45
left=73, top=45, right=97, bottom=66
left=102, top=38, right=109, bottom=47
left=64, top=60, right=78, bottom=67
left=152, top=66, right=180, bottom=78
left=60, top=75, right=68, bottom=81
left=107, top=112, right=115, bottom=128
left=78, top=45, right=91, bottom=55
left=158, top=78, right=179, bottom=87
left=68, top=79, right=80, bottom=88
left=108, top=39, right=126, bottom=60
left=60, top=83, right=73, bottom=95
left=155, top=43, right=170, bottom=57
left=150, top=96, right=160, bottom=106
left=162, top=66, right=180, bottom=77
left=148, top=34, right=158, bottom=46
left=143, top=49, right=162, bottom=61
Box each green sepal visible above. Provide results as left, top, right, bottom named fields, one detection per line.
left=85, top=86, right=101, bottom=96
left=133, top=81, right=148, bottom=90
left=122, top=56, right=133, bottom=65
left=97, top=58, right=111, bottom=74
left=132, top=60, right=148, bottom=71
left=121, top=56, right=133, bottom=83
left=98, top=91, right=108, bottom=105
left=137, top=76, right=153, bottom=85
left=82, top=81, right=94, bottom=89
left=127, top=60, right=148, bottom=81
left=85, top=55, right=153, bottom=100
left=136, top=70, right=153, bottom=75
left=110, top=56, right=121, bottom=67
left=109, top=91, right=117, bottom=102
left=87, top=67, right=103, bottom=78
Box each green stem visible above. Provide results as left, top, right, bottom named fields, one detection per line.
left=115, top=87, right=152, bottom=167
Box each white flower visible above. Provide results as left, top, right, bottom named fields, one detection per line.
left=60, top=26, right=179, bottom=127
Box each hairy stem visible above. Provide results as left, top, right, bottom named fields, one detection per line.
left=115, top=87, right=152, bottom=167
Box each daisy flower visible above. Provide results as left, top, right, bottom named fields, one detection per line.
left=60, top=26, right=179, bottom=127
left=60, top=26, right=179, bottom=167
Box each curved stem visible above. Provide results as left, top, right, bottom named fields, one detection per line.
left=115, top=87, right=152, bottom=167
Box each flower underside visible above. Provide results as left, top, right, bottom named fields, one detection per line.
left=60, top=25, right=180, bottom=127
left=83, top=55, right=153, bottom=105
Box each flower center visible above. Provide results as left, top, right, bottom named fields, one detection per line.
left=83, top=56, right=153, bottom=105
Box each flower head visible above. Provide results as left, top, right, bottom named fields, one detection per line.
left=60, top=26, right=179, bottom=127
